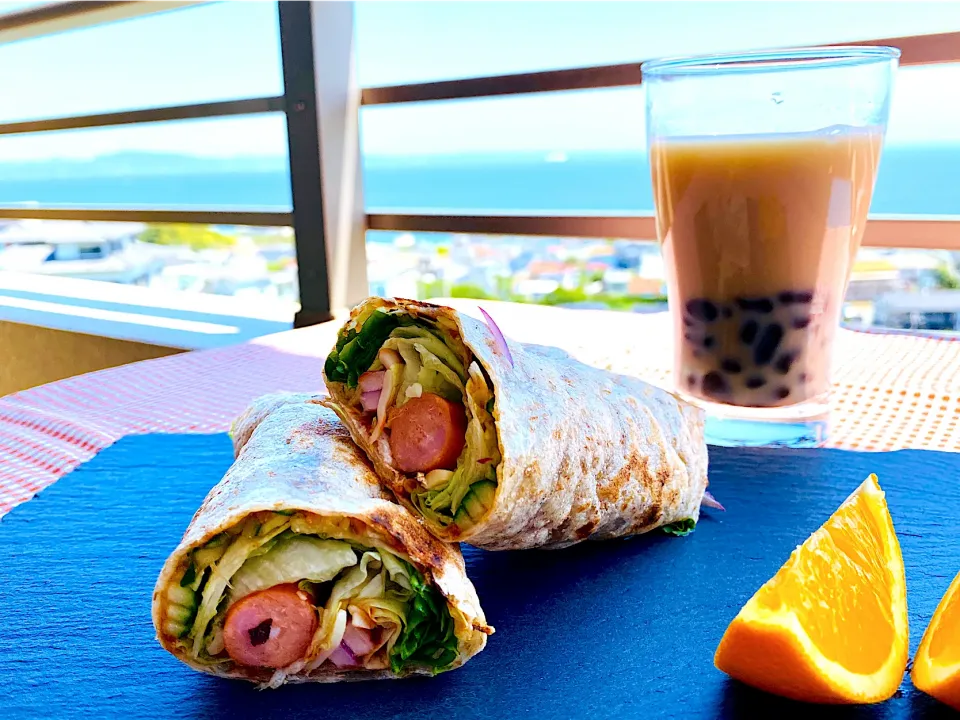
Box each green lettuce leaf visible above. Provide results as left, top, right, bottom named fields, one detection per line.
left=390, top=564, right=458, bottom=673
left=229, top=534, right=358, bottom=602
left=326, top=309, right=410, bottom=388
left=662, top=518, right=696, bottom=536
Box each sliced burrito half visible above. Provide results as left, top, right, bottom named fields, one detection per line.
left=152, top=393, right=491, bottom=687
left=323, top=297, right=709, bottom=551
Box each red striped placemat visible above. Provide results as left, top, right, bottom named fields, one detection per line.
left=1, top=301, right=957, bottom=518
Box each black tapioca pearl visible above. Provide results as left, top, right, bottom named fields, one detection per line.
left=740, top=319, right=759, bottom=345
left=685, top=299, right=718, bottom=322
left=774, top=351, right=798, bottom=375
left=775, top=386, right=791, bottom=400
left=686, top=373, right=697, bottom=389
left=792, top=316, right=812, bottom=329
left=779, top=290, right=814, bottom=305
left=703, top=335, right=716, bottom=349
left=721, top=358, right=742, bottom=374
left=754, top=324, right=784, bottom=366
left=702, top=371, right=728, bottom=397
left=746, top=376, right=767, bottom=389
left=799, top=372, right=809, bottom=383
left=735, top=297, right=774, bottom=314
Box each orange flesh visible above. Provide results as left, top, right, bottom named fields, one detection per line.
left=714, top=475, right=908, bottom=704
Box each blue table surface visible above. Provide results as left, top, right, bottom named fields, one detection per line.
left=2, top=434, right=959, bottom=719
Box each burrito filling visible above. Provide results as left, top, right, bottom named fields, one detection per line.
left=162, top=512, right=458, bottom=675
left=325, top=305, right=501, bottom=531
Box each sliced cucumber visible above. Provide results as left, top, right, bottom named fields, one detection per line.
left=458, top=480, right=497, bottom=524
left=166, top=583, right=198, bottom=638
left=194, top=535, right=228, bottom=570
left=453, top=501, right=473, bottom=529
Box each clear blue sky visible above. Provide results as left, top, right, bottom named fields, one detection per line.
left=1, top=1, right=959, bottom=160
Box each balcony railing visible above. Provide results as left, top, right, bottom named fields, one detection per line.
left=0, top=1, right=959, bottom=327
left=362, top=29, right=960, bottom=252
left=0, top=0, right=333, bottom=325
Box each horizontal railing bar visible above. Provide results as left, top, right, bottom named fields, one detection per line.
left=367, top=213, right=657, bottom=239
left=0, top=1, right=203, bottom=46
left=0, top=207, right=293, bottom=227
left=367, top=213, right=960, bottom=250
left=0, top=96, right=287, bottom=136
left=862, top=216, right=960, bottom=250
left=362, top=64, right=641, bottom=106
left=362, top=31, right=960, bottom=105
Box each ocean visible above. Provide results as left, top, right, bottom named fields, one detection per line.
left=0, top=146, right=958, bottom=219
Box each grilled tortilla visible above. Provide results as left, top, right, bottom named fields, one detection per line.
left=152, top=393, right=490, bottom=686
left=324, top=297, right=709, bottom=551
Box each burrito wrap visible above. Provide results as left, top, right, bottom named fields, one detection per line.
left=325, top=298, right=708, bottom=551
left=153, top=393, right=489, bottom=684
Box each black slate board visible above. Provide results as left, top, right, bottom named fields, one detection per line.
left=2, top=434, right=960, bottom=720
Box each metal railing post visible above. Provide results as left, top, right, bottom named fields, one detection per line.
left=279, top=0, right=367, bottom=326
left=279, top=1, right=333, bottom=327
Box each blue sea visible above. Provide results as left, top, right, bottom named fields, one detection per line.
left=1, top=146, right=959, bottom=217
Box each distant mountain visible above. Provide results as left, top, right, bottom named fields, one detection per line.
left=0, top=152, right=289, bottom=180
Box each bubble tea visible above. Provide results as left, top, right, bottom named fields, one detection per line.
left=643, top=48, right=898, bottom=443
left=653, top=128, right=882, bottom=408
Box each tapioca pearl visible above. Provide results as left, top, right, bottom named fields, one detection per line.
left=799, top=372, right=809, bottom=383
left=778, top=290, right=814, bottom=305
left=792, top=316, right=812, bottom=329
left=754, top=324, right=784, bottom=366
left=775, top=387, right=791, bottom=400
left=685, top=299, right=718, bottom=322
left=735, top=297, right=774, bottom=314
left=746, top=376, right=767, bottom=389
left=721, top=358, right=742, bottom=374
left=773, top=350, right=798, bottom=375
left=740, top=320, right=759, bottom=345
left=703, top=335, right=716, bottom=349
left=686, top=373, right=697, bottom=389
left=702, top=371, right=729, bottom=397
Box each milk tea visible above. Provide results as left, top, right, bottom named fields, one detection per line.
left=651, top=127, right=882, bottom=408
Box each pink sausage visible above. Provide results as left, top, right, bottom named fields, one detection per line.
left=387, top=393, right=467, bottom=473
left=223, top=584, right=317, bottom=668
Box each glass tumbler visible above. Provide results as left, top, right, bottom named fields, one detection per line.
left=643, top=47, right=899, bottom=446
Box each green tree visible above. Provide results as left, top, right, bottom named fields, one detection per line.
left=450, top=283, right=493, bottom=300
left=139, top=223, right=236, bottom=250
left=416, top=278, right=446, bottom=299
left=933, top=263, right=960, bottom=290
left=541, top=286, right=588, bottom=306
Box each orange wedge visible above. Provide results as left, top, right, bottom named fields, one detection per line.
left=714, top=474, right=908, bottom=704
left=912, top=569, right=960, bottom=709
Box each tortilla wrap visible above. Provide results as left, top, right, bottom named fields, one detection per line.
left=324, top=297, right=709, bottom=551
left=153, top=393, right=490, bottom=686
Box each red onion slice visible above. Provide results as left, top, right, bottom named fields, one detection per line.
left=701, top=490, right=725, bottom=511
left=360, top=390, right=381, bottom=413
left=479, top=307, right=514, bottom=368
left=329, top=641, right=359, bottom=668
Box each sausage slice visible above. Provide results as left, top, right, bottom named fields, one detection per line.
left=223, top=584, right=317, bottom=668
left=387, top=393, right=467, bottom=473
